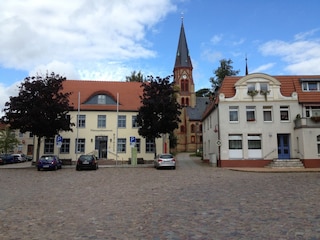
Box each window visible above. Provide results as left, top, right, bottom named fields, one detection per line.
left=191, top=124, right=195, bottom=133
left=132, top=116, right=139, bottom=128
left=246, top=106, right=256, bottom=121
left=260, top=83, right=269, bottom=91
left=263, top=106, right=272, bottom=122
left=97, top=95, right=106, bottom=104
left=229, top=135, right=242, bottom=149
left=280, top=106, right=289, bottom=121
left=136, top=138, right=141, bottom=153
left=180, top=125, right=185, bottom=133
left=228, top=134, right=243, bottom=159
left=97, top=115, right=106, bottom=128
left=118, top=115, right=126, bottom=128
left=75, top=138, right=85, bottom=153
left=77, top=115, right=86, bottom=128
left=306, top=106, right=320, bottom=117
left=229, top=106, right=239, bottom=122
left=317, top=135, right=320, bottom=155
left=248, top=134, right=262, bottom=158
left=44, top=138, right=54, bottom=154
left=247, top=83, right=256, bottom=91
left=60, top=139, right=70, bottom=154
left=248, top=135, right=261, bottom=149
left=302, top=82, right=320, bottom=91
left=146, top=138, right=155, bottom=153
left=117, top=138, right=126, bottom=153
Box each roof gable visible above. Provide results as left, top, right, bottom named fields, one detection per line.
left=62, top=80, right=143, bottom=111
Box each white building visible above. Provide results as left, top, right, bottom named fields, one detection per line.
left=202, top=73, right=320, bottom=168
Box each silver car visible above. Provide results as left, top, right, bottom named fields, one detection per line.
left=154, top=153, right=176, bottom=170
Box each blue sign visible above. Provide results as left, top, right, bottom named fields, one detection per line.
left=56, top=135, right=63, bottom=143
left=130, top=136, right=136, bottom=143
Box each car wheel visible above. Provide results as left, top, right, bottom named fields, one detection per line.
left=172, top=166, right=176, bottom=170
left=37, top=167, right=40, bottom=171
left=53, top=165, right=57, bottom=171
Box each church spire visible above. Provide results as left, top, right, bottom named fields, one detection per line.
left=174, top=17, right=193, bottom=69
left=245, top=55, right=249, bottom=75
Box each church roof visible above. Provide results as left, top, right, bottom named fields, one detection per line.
left=174, top=21, right=193, bottom=69
left=187, top=97, right=209, bottom=121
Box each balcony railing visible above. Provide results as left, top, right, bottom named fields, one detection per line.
left=294, top=117, right=320, bottom=128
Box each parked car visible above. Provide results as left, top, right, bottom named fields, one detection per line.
left=0, top=154, right=14, bottom=164
left=11, top=154, right=26, bottom=163
left=37, top=155, right=62, bottom=171
left=22, top=154, right=33, bottom=161
left=154, top=153, right=176, bottom=170
left=76, top=154, right=99, bottom=170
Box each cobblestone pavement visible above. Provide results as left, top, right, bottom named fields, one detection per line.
left=1, top=153, right=320, bottom=240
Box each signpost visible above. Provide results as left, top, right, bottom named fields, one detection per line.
left=130, top=136, right=137, bottom=165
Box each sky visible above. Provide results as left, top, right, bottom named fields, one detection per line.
left=1, top=0, right=320, bottom=116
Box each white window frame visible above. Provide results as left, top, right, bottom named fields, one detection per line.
left=263, top=106, right=273, bottom=122
left=229, top=106, right=239, bottom=122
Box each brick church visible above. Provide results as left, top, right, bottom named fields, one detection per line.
left=173, top=19, right=208, bottom=152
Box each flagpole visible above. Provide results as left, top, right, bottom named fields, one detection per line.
left=116, top=92, right=119, bottom=165
left=76, top=91, right=80, bottom=162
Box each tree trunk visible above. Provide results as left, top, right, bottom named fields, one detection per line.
left=154, top=137, right=157, bottom=159
left=36, top=136, right=42, bottom=163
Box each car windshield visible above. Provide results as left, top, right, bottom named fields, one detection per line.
left=79, top=155, right=93, bottom=161
left=160, top=154, right=173, bottom=159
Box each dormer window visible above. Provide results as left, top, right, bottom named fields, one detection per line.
left=300, top=78, right=320, bottom=91
left=97, top=95, right=106, bottom=104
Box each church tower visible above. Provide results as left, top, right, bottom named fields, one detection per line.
left=173, top=18, right=204, bottom=153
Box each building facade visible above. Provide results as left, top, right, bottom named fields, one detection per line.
left=202, top=73, right=320, bottom=168
left=12, top=81, right=166, bottom=162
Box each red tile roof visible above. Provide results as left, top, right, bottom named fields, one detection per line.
left=62, top=80, right=143, bottom=111
left=220, top=75, right=320, bottom=103
left=202, top=74, right=320, bottom=120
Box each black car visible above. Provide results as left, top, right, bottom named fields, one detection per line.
left=76, top=155, right=99, bottom=170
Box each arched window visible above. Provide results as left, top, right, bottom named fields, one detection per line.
left=180, top=125, right=185, bottom=133
left=185, top=80, right=189, bottom=92
left=186, top=98, right=189, bottom=106
left=191, top=124, right=195, bottom=133
left=181, top=98, right=185, bottom=105
left=181, top=80, right=185, bottom=91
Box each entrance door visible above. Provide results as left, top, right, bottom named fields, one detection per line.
left=95, top=136, right=108, bottom=159
left=277, top=134, right=290, bottom=159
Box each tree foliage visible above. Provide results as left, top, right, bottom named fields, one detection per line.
left=210, top=59, right=240, bottom=92
left=1, top=72, right=73, bottom=160
left=137, top=75, right=181, bottom=153
left=126, top=70, right=145, bottom=82
left=196, top=88, right=212, bottom=97
left=0, top=126, right=20, bottom=154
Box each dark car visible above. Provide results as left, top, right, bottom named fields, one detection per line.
left=76, top=155, right=99, bottom=170
left=37, top=155, right=62, bottom=171
left=0, top=154, right=15, bottom=164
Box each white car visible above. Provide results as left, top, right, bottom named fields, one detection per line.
left=11, top=154, right=26, bottom=163
left=154, top=153, right=176, bottom=170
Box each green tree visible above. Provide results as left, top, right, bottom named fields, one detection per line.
left=0, top=126, right=20, bottom=154
left=196, top=88, right=212, bottom=97
left=1, top=72, right=73, bottom=161
left=126, top=70, right=145, bottom=82
left=137, top=75, right=181, bottom=157
left=210, top=59, right=240, bottom=92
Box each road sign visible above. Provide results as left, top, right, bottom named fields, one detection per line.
left=56, top=136, right=63, bottom=148
left=130, top=136, right=136, bottom=147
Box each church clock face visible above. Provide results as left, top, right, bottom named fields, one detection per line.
left=182, top=74, right=187, bottom=79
